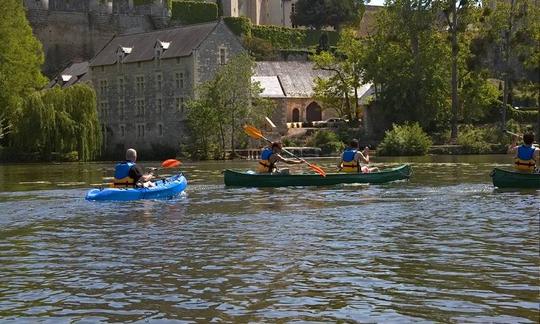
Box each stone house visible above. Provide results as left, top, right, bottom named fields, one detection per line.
left=89, top=20, right=244, bottom=157
left=253, top=61, right=332, bottom=129
left=253, top=61, right=374, bottom=132
left=47, top=61, right=90, bottom=88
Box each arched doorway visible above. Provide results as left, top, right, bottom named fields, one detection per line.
left=306, top=102, right=322, bottom=122
left=292, top=108, right=300, bottom=122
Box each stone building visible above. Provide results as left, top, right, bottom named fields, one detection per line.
left=253, top=61, right=374, bottom=131
left=89, top=20, right=244, bottom=157
left=47, top=61, right=90, bottom=88
left=219, top=0, right=297, bottom=27
left=23, top=0, right=170, bottom=77
left=219, top=1, right=382, bottom=30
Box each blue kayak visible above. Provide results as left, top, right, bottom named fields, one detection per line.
left=86, top=174, right=187, bottom=201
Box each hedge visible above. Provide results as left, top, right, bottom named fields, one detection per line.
left=223, top=16, right=251, bottom=37
left=171, top=1, right=218, bottom=24
left=223, top=17, right=339, bottom=49
left=252, top=25, right=305, bottom=49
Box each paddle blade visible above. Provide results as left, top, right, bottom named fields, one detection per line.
left=162, top=159, right=182, bottom=168
left=308, top=163, right=326, bottom=177
left=243, top=124, right=263, bottom=140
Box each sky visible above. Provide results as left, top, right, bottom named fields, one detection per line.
left=367, top=0, right=386, bottom=6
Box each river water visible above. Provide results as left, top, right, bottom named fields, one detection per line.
left=0, top=155, right=538, bottom=322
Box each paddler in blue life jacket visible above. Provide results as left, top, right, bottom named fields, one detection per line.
left=508, top=132, right=539, bottom=173
left=257, top=141, right=303, bottom=174
left=113, top=148, right=155, bottom=187
left=339, top=139, right=379, bottom=173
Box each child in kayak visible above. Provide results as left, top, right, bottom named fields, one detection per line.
left=339, top=139, right=379, bottom=173
left=257, top=142, right=303, bottom=174
left=508, top=132, right=539, bottom=173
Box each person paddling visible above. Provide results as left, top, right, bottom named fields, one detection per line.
left=339, top=139, right=379, bottom=173
left=257, top=141, right=303, bottom=174
left=508, top=132, right=539, bottom=173
left=113, top=148, right=155, bottom=187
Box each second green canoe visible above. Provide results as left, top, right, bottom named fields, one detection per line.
left=224, top=164, right=411, bottom=187
left=490, top=168, right=540, bottom=188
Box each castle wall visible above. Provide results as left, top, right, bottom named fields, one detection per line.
left=24, top=0, right=170, bottom=77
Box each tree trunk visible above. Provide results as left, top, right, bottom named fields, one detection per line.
left=450, top=3, right=459, bottom=143
left=231, top=111, right=236, bottom=157
left=537, top=90, right=540, bottom=142
left=502, top=0, right=516, bottom=131
left=354, top=84, right=359, bottom=120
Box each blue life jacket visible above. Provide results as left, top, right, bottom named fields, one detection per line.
left=514, top=145, right=536, bottom=172
left=113, top=161, right=136, bottom=187
left=341, top=148, right=359, bottom=172
left=517, top=145, right=535, bottom=160
left=260, top=147, right=273, bottom=160
left=258, top=147, right=275, bottom=173
left=342, top=149, right=357, bottom=162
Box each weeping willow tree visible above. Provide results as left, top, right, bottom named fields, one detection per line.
left=65, top=85, right=102, bottom=161
left=12, top=84, right=101, bottom=161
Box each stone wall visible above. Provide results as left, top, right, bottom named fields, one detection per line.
left=194, top=21, right=245, bottom=86
left=91, top=55, right=195, bottom=157
left=24, top=0, right=170, bottom=77
left=90, top=21, right=245, bottom=157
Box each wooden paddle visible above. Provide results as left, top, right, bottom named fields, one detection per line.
left=243, top=125, right=327, bottom=177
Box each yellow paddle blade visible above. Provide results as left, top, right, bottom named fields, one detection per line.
left=308, top=163, right=326, bottom=177
left=243, top=124, right=263, bottom=140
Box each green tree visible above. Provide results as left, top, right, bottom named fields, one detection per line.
left=0, top=0, right=47, bottom=131
left=378, top=122, right=433, bottom=156
left=186, top=54, right=274, bottom=159
left=65, top=84, right=102, bottom=161
left=362, top=0, right=450, bottom=131
left=440, top=0, right=479, bottom=141
left=475, top=0, right=538, bottom=130
left=313, top=29, right=366, bottom=123
left=291, top=0, right=365, bottom=30
left=11, top=84, right=101, bottom=161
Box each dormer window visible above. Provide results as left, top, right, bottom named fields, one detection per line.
left=154, top=40, right=171, bottom=61
left=116, top=46, right=132, bottom=63
left=61, top=75, right=72, bottom=83
left=155, top=40, right=171, bottom=50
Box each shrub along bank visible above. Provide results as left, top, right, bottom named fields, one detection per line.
left=223, top=17, right=339, bottom=49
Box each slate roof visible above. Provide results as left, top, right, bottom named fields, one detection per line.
left=254, top=61, right=374, bottom=101
left=90, top=22, right=219, bottom=67
left=254, top=61, right=333, bottom=98
left=47, top=61, right=89, bottom=88
left=252, top=76, right=285, bottom=97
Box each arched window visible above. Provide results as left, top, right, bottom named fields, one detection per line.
left=292, top=108, right=300, bottom=122
left=306, top=102, right=322, bottom=122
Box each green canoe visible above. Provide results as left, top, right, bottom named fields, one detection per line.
left=490, top=168, right=540, bottom=189
left=224, top=164, right=411, bottom=187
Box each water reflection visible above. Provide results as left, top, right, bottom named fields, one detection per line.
left=0, top=156, right=538, bottom=322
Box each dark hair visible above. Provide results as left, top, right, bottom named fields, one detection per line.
left=523, top=133, right=534, bottom=145
left=349, top=139, right=359, bottom=148
left=271, top=141, right=282, bottom=149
